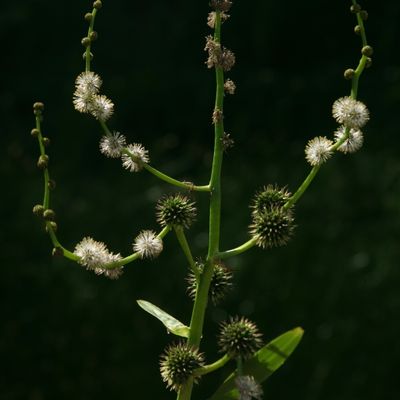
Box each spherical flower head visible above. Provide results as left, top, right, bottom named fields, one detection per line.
left=332, top=96, right=369, bottom=129
left=234, top=375, right=263, bottom=400
left=334, top=125, right=364, bottom=154
left=218, top=317, right=263, bottom=359
left=251, top=185, right=291, bottom=217
left=133, top=230, right=163, bottom=259
left=305, top=136, right=333, bottom=166
left=156, top=194, right=197, bottom=229
left=121, top=143, right=149, bottom=172
left=75, top=71, right=102, bottom=95
left=160, top=342, right=204, bottom=391
left=74, top=237, right=123, bottom=279
left=89, top=94, right=114, bottom=121
left=250, top=207, right=295, bottom=249
left=187, top=262, right=233, bottom=305
left=99, top=132, right=126, bottom=158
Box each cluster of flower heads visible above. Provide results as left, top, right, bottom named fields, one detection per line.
left=74, top=236, right=123, bottom=279
left=187, top=261, right=233, bottom=305
left=99, top=131, right=150, bottom=172
left=305, top=96, right=369, bottom=166
left=249, top=185, right=295, bottom=249
left=73, top=71, right=114, bottom=121
left=159, top=342, right=205, bottom=391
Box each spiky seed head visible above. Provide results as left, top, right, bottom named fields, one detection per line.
left=250, top=185, right=291, bottom=217
left=99, top=132, right=126, bottom=158
left=218, top=317, right=263, bottom=359
left=305, top=136, right=333, bottom=166
left=160, top=343, right=204, bottom=391
left=332, top=96, right=369, bottom=129
left=334, top=126, right=364, bottom=154
left=187, top=262, right=233, bottom=305
left=156, top=194, right=196, bottom=229
left=250, top=207, right=295, bottom=249
left=235, top=375, right=263, bottom=400
left=121, top=143, right=149, bottom=172
left=133, top=230, right=163, bottom=259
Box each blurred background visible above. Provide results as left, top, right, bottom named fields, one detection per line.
left=2, top=0, right=400, bottom=399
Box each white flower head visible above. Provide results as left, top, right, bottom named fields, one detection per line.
left=133, top=230, right=163, bottom=259
left=332, top=96, right=369, bottom=129
left=234, top=375, right=263, bottom=400
left=334, top=125, right=364, bottom=154
left=99, top=132, right=127, bottom=158
left=75, top=71, right=102, bottom=95
left=305, top=136, right=333, bottom=166
left=89, top=94, right=114, bottom=121
left=74, top=236, right=123, bottom=279
left=121, top=143, right=150, bottom=172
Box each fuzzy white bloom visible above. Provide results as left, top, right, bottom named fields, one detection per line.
left=334, top=125, right=364, bottom=154
left=73, top=72, right=103, bottom=114
left=121, top=143, right=150, bottom=172
left=89, top=94, right=114, bottom=121
left=99, top=132, right=127, bottom=158
left=133, top=230, right=163, bottom=259
left=74, top=237, right=123, bottom=279
left=305, top=136, right=333, bottom=166
left=332, top=96, right=369, bottom=129
left=75, top=71, right=102, bottom=94
left=234, top=375, right=263, bottom=400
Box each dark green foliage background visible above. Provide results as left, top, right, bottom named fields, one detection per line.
left=2, top=0, right=400, bottom=399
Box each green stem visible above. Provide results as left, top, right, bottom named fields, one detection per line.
left=217, top=237, right=258, bottom=260
left=85, top=8, right=98, bottom=72
left=174, top=227, right=200, bottom=280
left=284, top=165, right=320, bottom=209
left=144, top=164, right=210, bottom=192
left=177, top=11, right=225, bottom=400
left=194, top=354, right=230, bottom=377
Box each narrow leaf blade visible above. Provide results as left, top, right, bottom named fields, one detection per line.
left=137, top=299, right=190, bottom=338
left=209, top=327, right=304, bottom=400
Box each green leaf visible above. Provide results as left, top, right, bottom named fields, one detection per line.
left=137, top=299, right=190, bottom=338
left=209, top=327, right=304, bottom=400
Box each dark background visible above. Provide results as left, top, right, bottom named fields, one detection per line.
left=2, top=0, right=400, bottom=399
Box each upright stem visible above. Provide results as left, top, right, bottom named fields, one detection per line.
left=177, top=11, right=225, bottom=400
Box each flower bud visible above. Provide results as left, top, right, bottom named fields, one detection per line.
left=37, top=154, right=49, bottom=169
left=33, top=204, right=45, bottom=217
left=354, top=25, right=362, bottom=35
left=361, top=45, right=373, bottom=57
left=46, top=221, right=58, bottom=232
left=350, top=4, right=361, bottom=13
left=89, top=31, right=98, bottom=41
left=82, top=51, right=94, bottom=60
left=81, top=37, right=91, bottom=47
left=360, top=10, right=368, bottom=20
left=48, top=179, right=56, bottom=190
left=42, top=137, right=50, bottom=147
left=43, top=209, right=56, bottom=221
left=365, top=57, right=372, bottom=68
left=93, top=0, right=102, bottom=9
left=344, top=68, right=355, bottom=80
left=84, top=12, right=93, bottom=22
left=31, top=128, right=40, bottom=137
left=33, top=102, right=44, bottom=112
